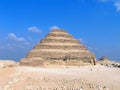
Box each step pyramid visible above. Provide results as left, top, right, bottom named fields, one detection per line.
left=20, top=29, right=96, bottom=66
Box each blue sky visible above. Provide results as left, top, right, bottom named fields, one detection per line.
left=0, top=0, right=120, bottom=61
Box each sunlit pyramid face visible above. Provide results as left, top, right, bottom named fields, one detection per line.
left=20, top=29, right=96, bottom=66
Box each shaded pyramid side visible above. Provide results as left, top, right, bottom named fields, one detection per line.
left=20, top=29, right=96, bottom=66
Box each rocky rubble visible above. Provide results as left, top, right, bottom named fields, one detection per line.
left=3, top=76, right=108, bottom=90
left=0, top=60, right=18, bottom=68
left=97, top=56, right=120, bottom=68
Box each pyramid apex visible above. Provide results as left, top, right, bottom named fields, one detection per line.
left=51, top=29, right=67, bottom=32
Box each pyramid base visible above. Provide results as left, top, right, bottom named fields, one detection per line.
left=20, top=58, right=95, bottom=67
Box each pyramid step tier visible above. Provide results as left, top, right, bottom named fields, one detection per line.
left=50, top=30, right=69, bottom=34
left=30, top=49, right=89, bottom=53
left=40, top=39, right=80, bottom=44
left=26, top=51, right=94, bottom=59
left=39, top=43, right=81, bottom=46
left=46, top=33, right=73, bottom=38
left=20, top=58, right=44, bottom=66
left=50, top=29, right=67, bottom=33
left=45, top=37, right=76, bottom=40
left=34, top=44, right=87, bottom=50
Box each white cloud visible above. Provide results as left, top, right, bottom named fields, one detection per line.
left=28, top=26, right=42, bottom=34
left=99, top=0, right=120, bottom=12
left=49, top=26, right=60, bottom=30
left=114, top=1, right=120, bottom=12
left=8, top=33, right=25, bottom=42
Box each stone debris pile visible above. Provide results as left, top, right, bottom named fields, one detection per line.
left=97, top=56, right=120, bottom=68
left=3, top=77, right=108, bottom=90
left=0, top=60, right=18, bottom=68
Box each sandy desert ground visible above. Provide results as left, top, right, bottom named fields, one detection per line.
left=0, top=64, right=120, bottom=90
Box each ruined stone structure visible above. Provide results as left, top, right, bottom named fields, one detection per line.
left=99, top=56, right=110, bottom=61
left=20, top=29, right=96, bottom=66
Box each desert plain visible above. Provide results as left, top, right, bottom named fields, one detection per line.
left=0, top=60, right=120, bottom=90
